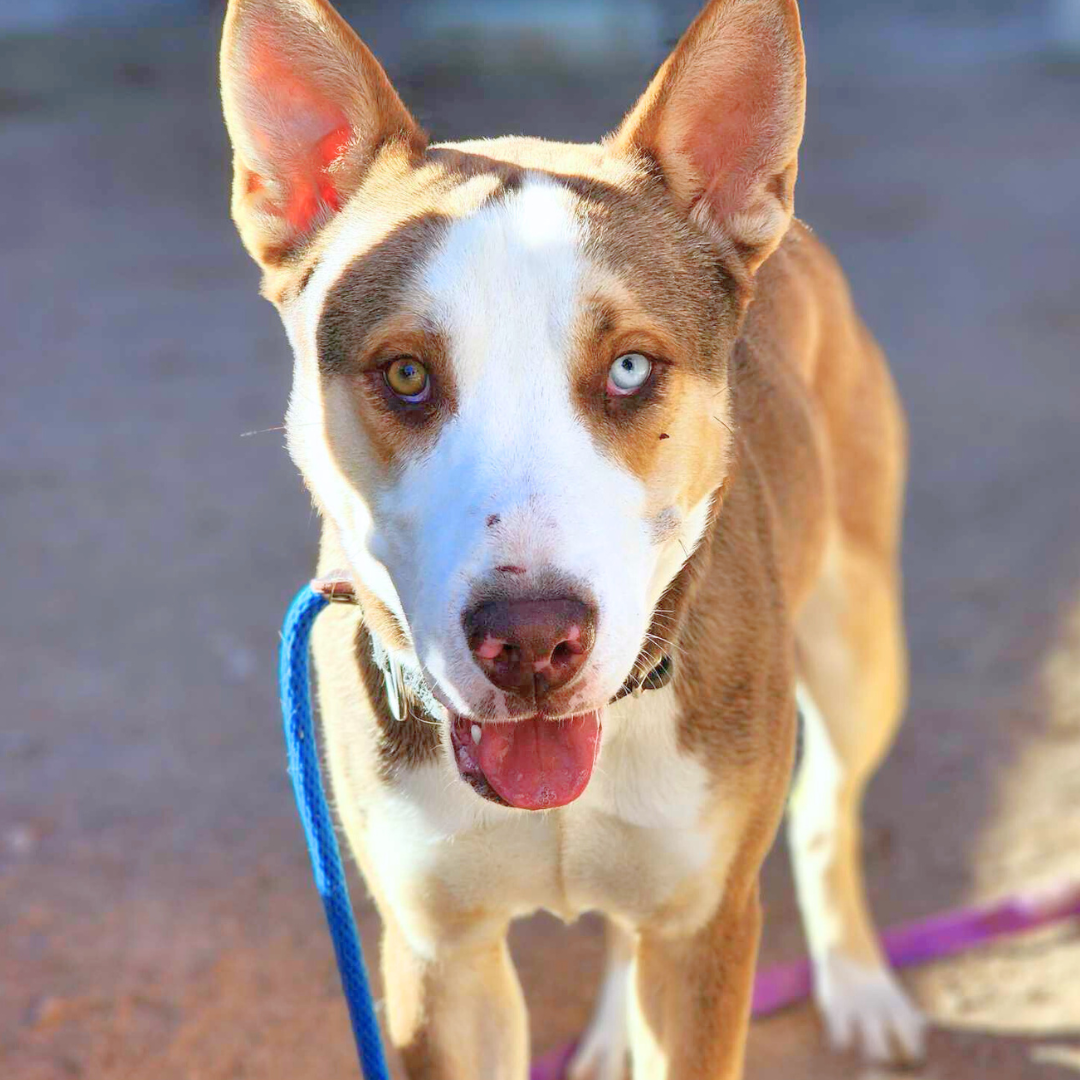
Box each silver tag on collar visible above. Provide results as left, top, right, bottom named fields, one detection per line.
left=384, top=655, right=407, bottom=722
left=370, top=635, right=408, bottom=722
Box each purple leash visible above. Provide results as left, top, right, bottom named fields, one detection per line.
left=750, top=880, right=1080, bottom=1015
left=530, top=881, right=1080, bottom=1080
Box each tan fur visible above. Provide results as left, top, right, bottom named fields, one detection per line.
left=222, top=0, right=922, bottom=1074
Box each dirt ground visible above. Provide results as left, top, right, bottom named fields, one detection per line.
left=2, top=2, right=1079, bottom=1078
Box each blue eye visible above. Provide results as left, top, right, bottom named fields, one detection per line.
left=607, top=353, right=652, bottom=394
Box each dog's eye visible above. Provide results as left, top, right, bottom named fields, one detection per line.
left=385, top=357, right=430, bottom=401
left=607, top=353, right=652, bottom=395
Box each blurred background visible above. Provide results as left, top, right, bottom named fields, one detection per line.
left=2, top=0, right=1079, bottom=1077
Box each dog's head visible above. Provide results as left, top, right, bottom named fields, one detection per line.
left=221, top=0, right=805, bottom=808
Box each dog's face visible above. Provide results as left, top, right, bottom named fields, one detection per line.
left=289, top=150, right=741, bottom=725
left=222, top=0, right=804, bottom=805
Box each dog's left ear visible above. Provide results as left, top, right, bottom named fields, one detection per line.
left=612, top=0, right=805, bottom=274
left=220, top=0, right=425, bottom=272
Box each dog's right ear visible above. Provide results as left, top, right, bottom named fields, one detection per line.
left=220, top=0, right=425, bottom=273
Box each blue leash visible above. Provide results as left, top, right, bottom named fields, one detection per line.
left=278, top=584, right=390, bottom=1080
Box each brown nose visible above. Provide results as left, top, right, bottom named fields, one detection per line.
left=464, top=598, right=596, bottom=700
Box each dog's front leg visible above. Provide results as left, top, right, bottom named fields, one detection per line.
left=380, top=913, right=528, bottom=1080
left=628, top=878, right=761, bottom=1080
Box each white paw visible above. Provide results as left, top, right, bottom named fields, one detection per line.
left=814, top=952, right=927, bottom=1065
left=567, top=1034, right=628, bottom=1080
left=567, top=965, right=629, bottom=1080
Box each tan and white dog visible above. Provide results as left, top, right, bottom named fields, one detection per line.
left=221, top=0, right=926, bottom=1074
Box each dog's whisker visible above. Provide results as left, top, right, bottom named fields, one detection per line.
left=239, top=424, right=288, bottom=438
left=643, top=632, right=684, bottom=659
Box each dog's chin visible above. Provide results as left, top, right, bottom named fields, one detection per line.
left=449, top=711, right=602, bottom=811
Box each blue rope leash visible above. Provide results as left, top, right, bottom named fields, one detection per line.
left=278, top=584, right=390, bottom=1080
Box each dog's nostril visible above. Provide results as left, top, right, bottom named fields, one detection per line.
left=551, top=641, right=574, bottom=665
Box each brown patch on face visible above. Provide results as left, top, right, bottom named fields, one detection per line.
left=550, top=153, right=745, bottom=529
left=569, top=290, right=734, bottom=530
left=316, top=213, right=457, bottom=478
left=342, top=314, right=458, bottom=470
left=571, top=293, right=679, bottom=472
left=567, top=158, right=749, bottom=367
left=425, top=145, right=526, bottom=193
left=313, top=156, right=537, bottom=484
left=319, top=213, right=450, bottom=376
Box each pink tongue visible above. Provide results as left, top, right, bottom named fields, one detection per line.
left=477, top=712, right=601, bottom=810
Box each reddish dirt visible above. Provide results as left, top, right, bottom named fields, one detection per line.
left=2, top=5, right=1079, bottom=1078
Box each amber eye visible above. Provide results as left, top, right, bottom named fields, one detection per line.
left=385, top=357, right=430, bottom=401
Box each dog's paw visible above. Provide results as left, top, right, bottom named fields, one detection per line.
left=566, top=1035, right=628, bottom=1080
left=814, top=952, right=927, bottom=1065
left=566, top=997, right=628, bottom=1080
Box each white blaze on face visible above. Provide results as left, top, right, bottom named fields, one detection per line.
left=366, top=178, right=652, bottom=715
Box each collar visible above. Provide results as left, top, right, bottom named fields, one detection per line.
left=610, top=652, right=674, bottom=701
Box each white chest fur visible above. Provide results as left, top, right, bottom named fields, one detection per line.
left=354, top=687, right=731, bottom=959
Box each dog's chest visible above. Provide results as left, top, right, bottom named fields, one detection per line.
left=360, top=691, right=727, bottom=950
left=556, top=700, right=722, bottom=926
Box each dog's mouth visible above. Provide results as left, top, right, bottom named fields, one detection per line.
left=449, top=712, right=601, bottom=810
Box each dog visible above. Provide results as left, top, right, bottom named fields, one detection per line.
left=220, top=0, right=926, bottom=1074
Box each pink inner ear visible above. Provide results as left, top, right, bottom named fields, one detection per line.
left=285, top=122, right=352, bottom=230
left=685, top=59, right=780, bottom=217
left=246, top=32, right=355, bottom=235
